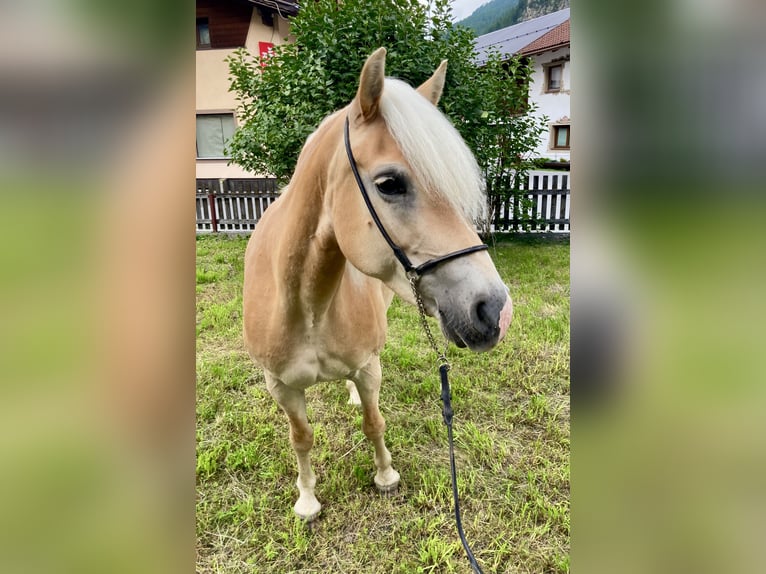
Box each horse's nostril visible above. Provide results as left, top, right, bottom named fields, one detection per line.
left=475, top=301, right=490, bottom=326
left=473, top=299, right=500, bottom=335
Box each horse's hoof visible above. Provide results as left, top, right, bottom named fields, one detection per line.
left=374, top=468, right=400, bottom=496
left=294, top=497, right=321, bottom=522
left=376, top=482, right=399, bottom=497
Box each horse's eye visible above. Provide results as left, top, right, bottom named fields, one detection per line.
left=374, top=176, right=407, bottom=196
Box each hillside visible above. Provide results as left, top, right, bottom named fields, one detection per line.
left=458, top=0, right=569, bottom=36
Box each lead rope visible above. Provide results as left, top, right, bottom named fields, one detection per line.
left=409, top=275, right=486, bottom=574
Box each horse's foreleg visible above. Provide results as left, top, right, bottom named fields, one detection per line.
left=353, top=357, right=400, bottom=494
left=266, top=375, right=321, bottom=521
left=345, top=380, right=362, bottom=408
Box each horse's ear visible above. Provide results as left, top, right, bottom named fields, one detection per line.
left=417, top=60, right=448, bottom=106
left=357, top=47, right=386, bottom=121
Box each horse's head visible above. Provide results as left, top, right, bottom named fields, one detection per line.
left=329, top=48, right=512, bottom=352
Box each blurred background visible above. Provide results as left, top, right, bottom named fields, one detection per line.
left=0, top=0, right=763, bottom=572
left=574, top=0, right=766, bottom=572
left=0, top=1, right=194, bottom=572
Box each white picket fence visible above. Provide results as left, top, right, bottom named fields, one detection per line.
left=196, top=171, right=570, bottom=234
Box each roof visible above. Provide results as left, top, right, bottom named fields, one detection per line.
left=473, top=8, right=570, bottom=64
left=519, top=19, right=569, bottom=56
left=246, top=0, right=299, bottom=17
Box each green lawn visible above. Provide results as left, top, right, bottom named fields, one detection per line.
left=196, top=234, right=569, bottom=573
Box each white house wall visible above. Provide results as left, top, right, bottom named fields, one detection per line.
left=196, top=9, right=292, bottom=179
left=528, top=47, right=571, bottom=161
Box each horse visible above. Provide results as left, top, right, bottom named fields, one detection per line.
left=243, top=48, right=513, bottom=521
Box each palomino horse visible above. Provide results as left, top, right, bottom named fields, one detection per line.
left=243, top=48, right=513, bottom=521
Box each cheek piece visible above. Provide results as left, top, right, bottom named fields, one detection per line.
left=343, top=116, right=489, bottom=280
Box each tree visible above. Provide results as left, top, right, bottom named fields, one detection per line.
left=473, top=50, right=548, bottom=233
left=227, top=0, right=545, bottom=231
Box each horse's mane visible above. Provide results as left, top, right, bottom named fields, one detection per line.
left=379, top=78, right=486, bottom=222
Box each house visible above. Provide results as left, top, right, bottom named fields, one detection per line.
left=196, top=0, right=298, bottom=179
left=474, top=8, right=571, bottom=162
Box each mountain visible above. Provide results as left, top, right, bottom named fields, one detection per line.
left=458, top=0, right=569, bottom=36
left=520, top=0, right=570, bottom=21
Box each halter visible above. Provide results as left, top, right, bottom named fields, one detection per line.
left=343, top=116, right=488, bottom=280
left=344, top=115, right=487, bottom=574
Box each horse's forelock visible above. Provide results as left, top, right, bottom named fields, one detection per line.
left=378, top=79, right=486, bottom=222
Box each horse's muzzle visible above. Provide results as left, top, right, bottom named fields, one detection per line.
left=439, top=291, right=513, bottom=352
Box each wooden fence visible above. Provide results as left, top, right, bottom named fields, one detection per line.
left=196, top=171, right=569, bottom=234
left=490, top=171, right=570, bottom=233
left=196, top=178, right=280, bottom=234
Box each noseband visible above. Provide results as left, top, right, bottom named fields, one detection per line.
left=343, top=116, right=488, bottom=279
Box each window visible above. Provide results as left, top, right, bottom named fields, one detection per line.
left=196, top=114, right=236, bottom=158
left=546, top=63, right=563, bottom=92
left=196, top=18, right=211, bottom=49
left=552, top=125, right=570, bottom=150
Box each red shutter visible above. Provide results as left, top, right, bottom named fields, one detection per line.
left=258, top=42, right=275, bottom=67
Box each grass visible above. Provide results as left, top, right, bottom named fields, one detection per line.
left=196, top=234, right=569, bottom=573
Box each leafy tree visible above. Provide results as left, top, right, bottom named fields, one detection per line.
left=227, top=0, right=545, bottom=231
left=474, top=50, right=548, bottom=232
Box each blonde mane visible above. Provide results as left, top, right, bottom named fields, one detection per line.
left=378, top=78, right=486, bottom=222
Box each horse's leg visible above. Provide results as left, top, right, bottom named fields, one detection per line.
left=266, top=374, right=321, bottom=521
left=345, top=380, right=362, bottom=408
left=352, top=357, right=400, bottom=494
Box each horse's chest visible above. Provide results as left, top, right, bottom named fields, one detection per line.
left=306, top=319, right=378, bottom=378
left=274, top=335, right=370, bottom=387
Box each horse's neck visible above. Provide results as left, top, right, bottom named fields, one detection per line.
left=276, top=115, right=346, bottom=319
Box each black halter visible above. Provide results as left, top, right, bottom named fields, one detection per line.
left=343, top=116, right=488, bottom=279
